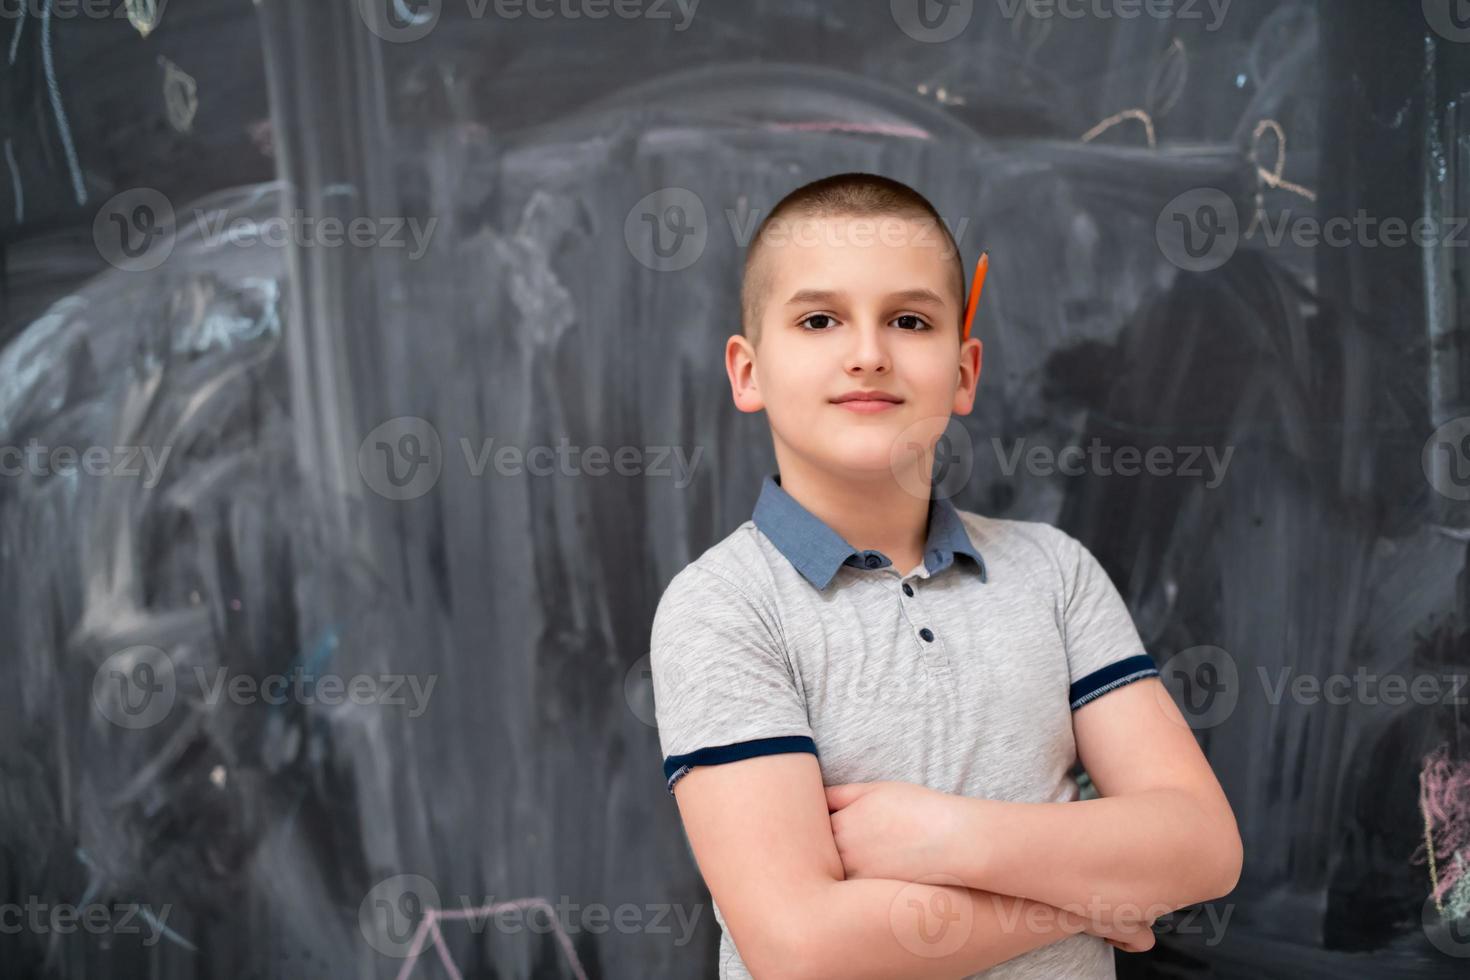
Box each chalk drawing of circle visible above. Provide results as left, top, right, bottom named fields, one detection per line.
left=92, top=645, right=176, bottom=730
left=888, top=874, right=974, bottom=958
left=358, top=417, right=443, bottom=501
left=624, top=188, right=708, bottom=273
left=1422, top=893, right=1470, bottom=958
left=1422, top=416, right=1470, bottom=501
left=1154, top=645, right=1239, bottom=730
left=1156, top=188, right=1239, bottom=273
left=359, top=873, right=442, bottom=958
left=890, top=0, right=974, bottom=43
left=359, top=0, right=441, bottom=43
left=94, top=188, right=176, bottom=273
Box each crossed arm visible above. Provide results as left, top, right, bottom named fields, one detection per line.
left=670, top=678, right=1243, bottom=980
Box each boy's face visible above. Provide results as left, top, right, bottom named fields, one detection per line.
left=726, top=214, right=983, bottom=488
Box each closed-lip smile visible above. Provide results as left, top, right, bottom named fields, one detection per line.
left=831, top=390, right=904, bottom=404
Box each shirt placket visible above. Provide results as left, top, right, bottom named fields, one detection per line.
left=896, top=567, right=957, bottom=684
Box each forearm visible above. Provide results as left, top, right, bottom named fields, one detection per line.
left=767, top=877, right=1091, bottom=980
left=944, top=789, right=1239, bottom=917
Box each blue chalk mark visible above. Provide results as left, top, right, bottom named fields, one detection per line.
left=6, top=139, right=24, bottom=224
left=41, top=0, right=86, bottom=206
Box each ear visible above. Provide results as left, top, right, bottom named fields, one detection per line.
left=726, top=333, right=764, bottom=413
left=952, top=337, right=982, bottom=416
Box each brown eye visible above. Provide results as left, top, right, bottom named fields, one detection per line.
left=894, top=314, right=932, bottom=331
left=799, top=314, right=836, bottom=331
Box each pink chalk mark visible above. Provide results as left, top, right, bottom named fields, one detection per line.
left=765, top=121, right=932, bottom=140
left=1416, top=743, right=1470, bottom=906
left=393, top=898, right=589, bottom=980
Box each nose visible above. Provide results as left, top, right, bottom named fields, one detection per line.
left=843, top=318, right=891, bottom=375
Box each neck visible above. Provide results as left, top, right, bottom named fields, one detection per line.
left=771, top=451, right=932, bottom=574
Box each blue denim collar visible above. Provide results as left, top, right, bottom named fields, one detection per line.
left=751, top=472, right=989, bottom=591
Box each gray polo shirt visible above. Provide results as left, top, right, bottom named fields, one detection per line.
left=651, top=472, right=1159, bottom=980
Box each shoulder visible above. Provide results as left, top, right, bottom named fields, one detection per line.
left=951, top=508, right=1081, bottom=581
left=653, top=520, right=782, bottom=629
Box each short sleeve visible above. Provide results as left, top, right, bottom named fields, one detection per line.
left=650, top=564, right=816, bottom=794
left=1052, top=528, right=1160, bottom=710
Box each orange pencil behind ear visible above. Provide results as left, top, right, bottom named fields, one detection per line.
left=961, top=251, right=989, bottom=341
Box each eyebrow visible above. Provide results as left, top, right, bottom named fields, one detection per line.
left=783, top=287, right=949, bottom=308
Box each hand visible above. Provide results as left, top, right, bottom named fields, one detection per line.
left=824, top=781, right=963, bottom=883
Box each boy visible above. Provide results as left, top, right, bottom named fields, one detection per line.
left=649, top=173, right=1242, bottom=979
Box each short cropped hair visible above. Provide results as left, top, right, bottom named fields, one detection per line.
left=740, top=173, right=966, bottom=347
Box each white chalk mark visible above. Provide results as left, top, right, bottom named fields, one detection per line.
left=7, top=4, right=24, bottom=65
left=1145, top=39, right=1188, bottom=119
left=1010, top=0, right=1053, bottom=59
left=4, top=139, right=22, bottom=224
left=393, top=0, right=434, bottom=26
left=126, top=0, right=164, bottom=38
left=765, top=121, right=931, bottom=140
left=159, top=55, right=197, bottom=133
left=41, top=0, right=87, bottom=206
left=1080, top=109, right=1157, bottom=150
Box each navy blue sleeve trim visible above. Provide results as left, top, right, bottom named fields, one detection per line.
left=662, top=735, right=819, bottom=794
left=1069, top=654, right=1160, bottom=710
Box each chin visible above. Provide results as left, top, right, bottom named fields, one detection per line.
left=817, top=439, right=905, bottom=477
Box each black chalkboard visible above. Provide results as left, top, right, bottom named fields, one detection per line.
left=1, top=1, right=1467, bottom=977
